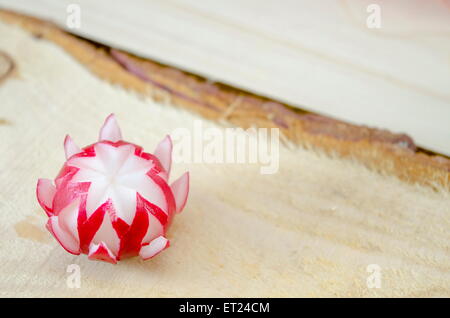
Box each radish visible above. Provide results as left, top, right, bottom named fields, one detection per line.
left=37, top=114, right=189, bottom=263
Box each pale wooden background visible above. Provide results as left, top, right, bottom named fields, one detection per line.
left=0, top=20, right=450, bottom=297
left=0, top=0, right=449, bottom=155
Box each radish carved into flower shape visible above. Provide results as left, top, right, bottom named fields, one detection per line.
left=37, top=114, right=189, bottom=263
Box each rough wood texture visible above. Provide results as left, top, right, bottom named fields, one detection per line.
left=0, top=9, right=449, bottom=191
left=0, top=20, right=449, bottom=297
left=1, top=0, right=449, bottom=155
left=0, top=11, right=450, bottom=189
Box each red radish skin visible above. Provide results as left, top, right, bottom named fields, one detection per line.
left=154, top=135, right=173, bottom=175
left=171, top=172, right=190, bottom=214
left=64, top=135, right=81, bottom=159
left=36, top=114, right=189, bottom=263
left=36, top=178, right=56, bottom=216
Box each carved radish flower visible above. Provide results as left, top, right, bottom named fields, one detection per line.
left=36, top=114, right=189, bottom=264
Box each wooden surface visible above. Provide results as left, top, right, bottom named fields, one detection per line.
left=0, top=0, right=449, bottom=156
left=0, top=21, right=450, bottom=297
left=2, top=7, right=447, bottom=191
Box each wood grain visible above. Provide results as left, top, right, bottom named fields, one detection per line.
left=0, top=0, right=449, bottom=155
left=1, top=9, right=448, bottom=191
left=0, top=21, right=449, bottom=297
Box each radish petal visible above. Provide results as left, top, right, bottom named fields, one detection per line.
left=88, top=242, right=117, bottom=264
left=36, top=178, right=56, bottom=216
left=154, top=135, right=172, bottom=175
left=171, top=172, right=189, bottom=213
left=47, top=215, right=80, bottom=255
left=116, top=202, right=149, bottom=259
left=139, top=236, right=169, bottom=260
left=90, top=209, right=121, bottom=255
left=99, top=113, right=122, bottom=142
left=141, top=212, right=164, bottom=245
left=64, top=135, right=81, bottom=159
left=57, top=199, right=80, bottom=245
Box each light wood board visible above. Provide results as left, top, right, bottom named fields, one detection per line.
left=0, top=0, right=449, bottom=156
left=0, top=21, right=449, bottom=297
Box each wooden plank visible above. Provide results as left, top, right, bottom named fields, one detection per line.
left=1, top=9, right=448, bottom=192
left=0, top=20, right=449, bottom=297
left=0, top=0, right=449, bottom=155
